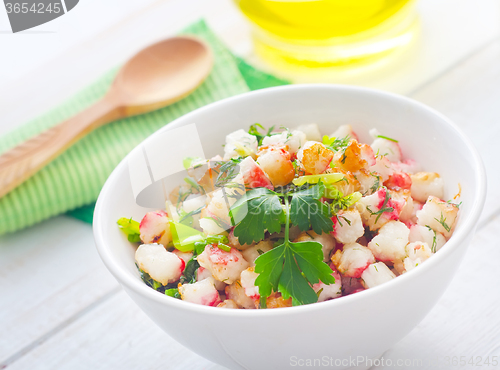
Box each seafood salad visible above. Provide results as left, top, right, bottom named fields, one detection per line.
left=118, top=123, right=460, bottom=309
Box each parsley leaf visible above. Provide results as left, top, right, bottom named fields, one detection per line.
left=117, top=217, right=141, bottom=243
left=230, top=188, right=285, bottom=245
left=289, top=183, right=333, bottom=234
left=254, top=245, right=286, bottom=298
left=254, top=196, right=335, bottom=306
left=279, top=245, right=320, bottom=306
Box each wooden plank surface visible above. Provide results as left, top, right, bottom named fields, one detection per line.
left=0, top=217, right=119, bottom=365
left=4, top=217, right=499, bottom=370
left=5, top=291, right=223, bottom=370
left=411, top=40, right=500, bottom=222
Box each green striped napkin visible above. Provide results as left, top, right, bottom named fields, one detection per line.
left=0, top=20, right=288, bottom=235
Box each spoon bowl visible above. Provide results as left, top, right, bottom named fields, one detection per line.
left=114, top=36, right=213, bottom=114
left=0, top=36, right=213, bottom=199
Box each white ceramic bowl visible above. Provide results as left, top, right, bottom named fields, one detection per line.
left=94, top=85, right=486, bottom=370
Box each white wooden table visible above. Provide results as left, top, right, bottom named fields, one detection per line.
left=1, top=1, right=500, bottom=369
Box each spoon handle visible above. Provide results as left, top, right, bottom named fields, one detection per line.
left=0, top=94, right=122, bottom=198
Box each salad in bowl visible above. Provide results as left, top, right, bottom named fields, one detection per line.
left=95, top=85, right=485, bottom=370
left=118, top=122, right=460, bottom=309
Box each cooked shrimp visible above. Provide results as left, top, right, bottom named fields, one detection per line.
left=225, top=280, right=256, bottom=309
left=410, top=172, right=445, bottom=203
left=139, top=210, right=172, bottom=246
left=257, top=148, right=295, bottom=186
left=331, top=139, right=376, bottom=173
left=227, top=229, right=255, bottom=251
left=172, top=250, right=193, bottom=265
left=369, top=155, right=394, bottom=182
left=367, top=220, right=410, bottom=262
left=197, top=244, right=250, bottom=284
left=264, top=293, right=293, bottom=308
left=416, top=196, right=459, bottom=238
left=296, top=231, right=336, bottom=262
left=400, top=241, right=433, bottom=273
left=223, top=129, right=258, bottom=160
left=196, top=266, right=226, bottom=290
left=331, top=209, right=365, bottom=245
left=384, top=171, right=412, bottom=191
left=409, top=224, right=446, bottom=252
left=330, top=124, right=359, bottom=142
left=354, top=169, right=380, bottom=196
left=312, top=266, right=342, bottom=302
left=241, top=240, right=273, bottom=266
left=356, top=187, right=405, bottom=230
left=297, top=141, right=334, bottom=175
left=370, top=137, right=402, bottom=163
left=239, top=156, right=274, bottom=190
left=178, top=278, right=221, bottom=306
left=216, top=299, right=239, bottom=309
left=361, top=262, right=396, bottom=288
left=331, top=243, right=375, bottom=278
left=240, top=267, right=260, bottom=301
left=135, top=243, right=185, bottom=285
left=296, top=123, right=322, bottom=141
left=261, top=130, right=306, bottom=155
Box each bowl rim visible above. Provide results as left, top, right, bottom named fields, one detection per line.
left=93, top=83, right=486, bottom=317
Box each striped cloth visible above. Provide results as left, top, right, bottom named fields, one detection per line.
left=0, top=20, right=288, bottom=235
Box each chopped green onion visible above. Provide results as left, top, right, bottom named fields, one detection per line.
left=206, top=235, right=229, bottom=244
left=292, top=173, right=344, bottom=186
left=165, top=288, right=181, bottom=299
left=183, top=156, right=205, bottom=170
left=377, top=135, right=399, bottom=143
left=169, top=221, right=205, bottom=252
left=217, top=243, right=232, bottom=252
left=117, top=217, right=141, bottom=243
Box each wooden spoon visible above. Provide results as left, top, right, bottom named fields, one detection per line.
left=0, top=36, right=213, bottom=198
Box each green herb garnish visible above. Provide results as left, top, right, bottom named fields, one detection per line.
left=434, top=213, right=451, bottom=232
left=366, top=188, right=394, bottom=223
left=183, top=156, right=205, bottom=170
left=254, top=196, right=336, bottom=306
left=138, top=267, right=164, bottom=291
left=377, top=135, right=399, bottom=143
left=369, top=172, right=381, bottom=194
left=217, top=243, right=232, bottom=252
left=426, top=225, right=438, bottom=253
left=214, top=157, right=243, bottom=188
left=178, top=206, right=204, bottom=226
left=117, top=217, right=141, bottom=243
left=230, top=188, right=286, bottom=245
left=322, top=135, right=350, bottom=152
left=180, top=258, right=200, bottom=284
left=248, top=123, right=275, bottom=145
left=165, top=288, right=181, bottom=299
left=289, top=183, right=333, bottom=234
